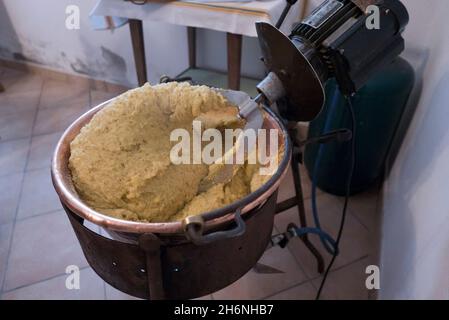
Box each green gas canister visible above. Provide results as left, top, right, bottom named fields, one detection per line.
left=304, top=57, right=415, bottom=196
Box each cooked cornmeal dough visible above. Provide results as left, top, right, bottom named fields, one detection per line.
left=69, top=82, right=274, bottom=222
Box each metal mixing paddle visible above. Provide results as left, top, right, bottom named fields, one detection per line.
left=198, top=73, right=286, bottom=192
left=197, top=92, right=265, bottom=193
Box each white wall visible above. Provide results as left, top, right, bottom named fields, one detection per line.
left=380, top=0, right=449, bottom=299
left=0, top=0, right=307, bottom=86
left=1, top=0, right=135, bottom=85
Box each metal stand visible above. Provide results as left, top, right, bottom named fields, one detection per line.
left=275, top=125, right=325, bottom=274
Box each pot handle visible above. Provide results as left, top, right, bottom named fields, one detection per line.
left=183, top=209, right=246, bottom=245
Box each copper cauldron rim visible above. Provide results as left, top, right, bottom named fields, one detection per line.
left=51, top=97, right=292, bottom=234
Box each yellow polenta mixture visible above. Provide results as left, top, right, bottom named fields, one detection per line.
left=69, top=82, right=275, bottom=222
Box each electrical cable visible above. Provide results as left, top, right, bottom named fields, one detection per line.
left=311, top=86, right=342, bottom=255
left=315, top=95, right=357, bottom=300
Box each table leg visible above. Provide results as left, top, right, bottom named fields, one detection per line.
left=226, top=32, right=242, bottom=90
left=187, top=27, right=196, bottom=69
left=129, top=19, right=148, bottom=86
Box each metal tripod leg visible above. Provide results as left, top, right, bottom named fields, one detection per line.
left=290, top=151, right=325, bottom=274
left=274, top=125, right=325, bottom=273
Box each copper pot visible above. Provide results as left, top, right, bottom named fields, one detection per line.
left=51, top=96, right=291, bottom=299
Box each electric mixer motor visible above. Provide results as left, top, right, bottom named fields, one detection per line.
left=255, top=0, right=409, bottom=122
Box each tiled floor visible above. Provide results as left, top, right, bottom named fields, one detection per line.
left=0, top=66, right=380, bottom=300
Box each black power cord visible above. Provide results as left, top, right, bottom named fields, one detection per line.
left=315, top=95, right=357, bottom=300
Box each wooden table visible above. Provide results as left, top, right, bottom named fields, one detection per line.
left=130, top=20, right=243, bottom=89
left=91, top=0, right=305, bottom=89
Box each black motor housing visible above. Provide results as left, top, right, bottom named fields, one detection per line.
left=290, top=0, right=409, bottom=96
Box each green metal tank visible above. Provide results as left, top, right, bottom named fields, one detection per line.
left=304, top=57, right=415, bottom=196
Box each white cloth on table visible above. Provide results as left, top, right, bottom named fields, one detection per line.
left=90, top=0, right=301, bottom=37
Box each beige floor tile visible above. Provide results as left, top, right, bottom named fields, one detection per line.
left=0, top=138, right=29, bottom=177
left=27, top=132, right=63, bottom=171
left=312, top=257, right=371, bottom=300
left=2, top=267, right=105, bottom=300
left=39, top=79, right=89, bottom=110
left=0, top=110, right=35, bottom=141
left=104, top=282, right=141, bottom=300
left=4, top=210, right=88, bottom=291
left=299, top=164, right=319, bottom=200
left=33, top=102, right=87, bottom=136
left=277, top=165, right=321, bottom=204
left=0, top=172, right=23, bottom=225
left=90, top=89, right=122, bottom=108
left=296, top=122, right=310, bottom=142
left=0, top=90, right=41, bottom=116
left=274, top=192, right=371, bottom=279
left=0, top=66, right=21, bottom=79
left=277, top=167, right=295, bottom=203
left=0, top=70, right=43, bottom=96
left=104, top=83, right=129, bottom=94
left=17, top=167, right=62, bottom=219
left=265, top=281, right=317, bottom=300
left=35, top=69, right=72, bottom=83
left=347, top=187, right=380, bottom=231
left=88, top=79, right=129, bottom=94
left=0, top=223, right=14, bottom=290
left=212, top=245, right=307, bottom=300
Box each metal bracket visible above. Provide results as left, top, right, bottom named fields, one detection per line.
left=183, top=209, right=246, bottom=245
left=268, top=223, right=298, bottom=249
left=298, top=129, right=352, bottom=148
left=138, top=233, right=165, bottom=300
left=159, top=75, right=193, bottom=84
